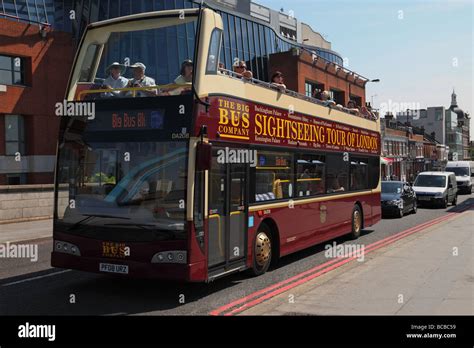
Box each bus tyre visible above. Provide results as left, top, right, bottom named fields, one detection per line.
left=350, top=205, right=362, bottom=239
left=251, top=225, right=272, bottom=276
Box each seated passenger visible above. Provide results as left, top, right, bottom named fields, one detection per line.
left=320, top=91, right=336, bottom=107
left=327, top=177, right=345, bottom=193
left=174, top=60, right=193, bottom=84
left=233, top=61, right=253, bottom=81
left=270, top=71, right=287, bottom=91
left=218, top=62, right=227, bottom=75
left=127, top=62, right=157, bottom=97
left=101, top=62, right=128, bottom=98
left=347, top=100, right=360, bottom=114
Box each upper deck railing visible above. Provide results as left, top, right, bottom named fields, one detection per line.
left=217, top=68, right=379, bottom=122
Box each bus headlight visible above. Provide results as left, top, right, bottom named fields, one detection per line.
left=55, top=241, right=81, bottom=256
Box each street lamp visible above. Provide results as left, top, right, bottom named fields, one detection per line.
left=371, top=94, right=378, bottom=106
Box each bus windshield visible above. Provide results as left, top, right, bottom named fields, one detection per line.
left=56, top=139, right=188, bottom=242
left=76, top=18, right=196, bottom=101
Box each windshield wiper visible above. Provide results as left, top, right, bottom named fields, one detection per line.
left=104, top=223, right=156, bottom=230
left=104, top=223, right=178, bottom=239
left=68, top=214, right=130, bottom=231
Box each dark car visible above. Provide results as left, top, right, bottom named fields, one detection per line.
left=381, top=181, right=417, bottom=218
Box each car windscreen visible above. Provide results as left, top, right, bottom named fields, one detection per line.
left=414, top=175, right=446, bottom=188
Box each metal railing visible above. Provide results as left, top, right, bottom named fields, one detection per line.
left=0, top=12, right=51, bottom=27
left=219, top=68, right=377, bottom=121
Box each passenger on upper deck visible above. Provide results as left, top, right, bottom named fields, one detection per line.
left=270, top=71, right=287, bottom=91
left=361, top=103, right=377, bottom=120
left=101, top=62, right=128, bottom=98
left=347, top=100, right=360, bottom=114
left=218, top=62, right=227, bottom=75
left=233, top=60, right=253, bottom=81
left=174, top=60, right=193, bottom=84
left=320, top=90, right=336, bottom=107
left=127, top=62, right=157, bottom=97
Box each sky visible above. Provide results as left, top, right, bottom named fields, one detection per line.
left=256, top=0, right=473, bottom=139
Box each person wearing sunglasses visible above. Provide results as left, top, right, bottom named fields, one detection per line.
left=233, top=60, right=253, bottom=81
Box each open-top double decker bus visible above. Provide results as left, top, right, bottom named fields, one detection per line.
left=52, top=7, right=381, bottom=282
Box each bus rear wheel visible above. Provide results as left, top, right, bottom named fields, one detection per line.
left=250, top=225, right=272, bottom=276
left=350, top=205, right=362, bottom=239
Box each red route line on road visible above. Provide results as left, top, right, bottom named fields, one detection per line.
left=210, top=204, right=472, bottom=316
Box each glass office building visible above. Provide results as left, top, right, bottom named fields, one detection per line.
left=0, top=0, right=74, bottom=32
left=1, top=0, right=343, bottom=84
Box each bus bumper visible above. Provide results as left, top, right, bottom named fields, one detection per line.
left=51, top=251, right=206, bottom=282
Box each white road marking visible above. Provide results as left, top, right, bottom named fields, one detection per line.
left=4, top=235, right=52, bottom=244
left=2, top=270, right=71, bottom=287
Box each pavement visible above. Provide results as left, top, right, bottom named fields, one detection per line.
left=0, top=219, right=52, bottom=243
left=240, top=209, right=474, bottom=315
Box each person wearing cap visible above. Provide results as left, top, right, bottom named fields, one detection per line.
left=127, top=62, right=157, bottom=97
left=174, top=60, right=193, bottom=85
left=233, top=60, right=253, bottom=81
left=270, top=71, right=286, bottom=91
left=102, top=62, right=128, bottom=98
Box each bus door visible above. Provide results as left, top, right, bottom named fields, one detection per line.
left=207, top=147, right=248, bottom=272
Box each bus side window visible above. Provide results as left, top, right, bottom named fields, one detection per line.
left=326, top=154, right=348, bottom=193
left=206, top=29, right=222, bottom=75
left=296, top=155, right=326, bottom=197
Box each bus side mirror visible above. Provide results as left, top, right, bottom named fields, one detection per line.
left=196, top=142, right=212, bottom=171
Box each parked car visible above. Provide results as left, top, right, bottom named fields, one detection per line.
left=413, top=172, right=458, bottom=208
left=445, top=161, right=474, bottom=194
left=381, top=181, right=417, bottom=218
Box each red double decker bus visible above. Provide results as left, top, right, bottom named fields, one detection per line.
left=52, top=7, right=381, bottom=282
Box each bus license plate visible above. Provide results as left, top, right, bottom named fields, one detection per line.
left=99, top=263, right=129, bottom=274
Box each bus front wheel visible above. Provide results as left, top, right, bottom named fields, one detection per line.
left=350, top=205, right=363, bottom=239
left=250, top=225, right=272, bottom=276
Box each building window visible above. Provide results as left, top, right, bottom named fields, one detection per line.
left=5, top=115, right=26, bottom=156
left=280, top=26, right=296, bottom=41
left=0, top=55, right=25, bottom=86
left=305, top=81, right=324, bottom=98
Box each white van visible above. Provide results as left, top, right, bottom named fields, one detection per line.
left=413, top=172, right=458, bottom=208
left=445, top=161, right=474, bottom=194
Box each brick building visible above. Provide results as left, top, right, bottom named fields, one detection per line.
left=269, top=49, right=367, bottom=107
left=0, top=11, right=74, bottom=185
